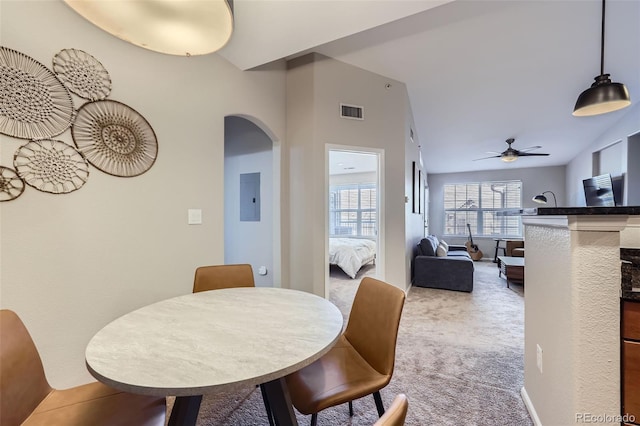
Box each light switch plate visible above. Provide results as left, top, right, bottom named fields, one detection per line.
left=188, top=209, right=202, bottom=225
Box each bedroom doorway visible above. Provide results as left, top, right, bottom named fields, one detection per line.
left=326, top=147, right=383, bottom=302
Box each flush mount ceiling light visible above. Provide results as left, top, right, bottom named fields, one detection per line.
left=63, top=0, right=234, bottom=56
left=573, top=0, right=631, bottom=116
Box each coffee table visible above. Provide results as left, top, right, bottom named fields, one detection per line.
left=85, top=287, right=343, bottom=426
left=497, top=255, right=525, bottom=288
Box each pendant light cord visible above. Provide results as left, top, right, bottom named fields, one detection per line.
left=600, top=0, right=606, bottom=76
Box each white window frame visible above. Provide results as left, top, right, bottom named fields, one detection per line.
left=329, top=182, right=376, bottom=238
left=443, top=180, right=523, bottom=238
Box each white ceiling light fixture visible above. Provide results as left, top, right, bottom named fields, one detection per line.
left=64, top=0, right=234, bottom=56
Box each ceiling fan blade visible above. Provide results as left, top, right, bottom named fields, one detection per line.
left=473, top=155, right=501, bottom=161
left=485, top=151, right=502, bottom=155
left=519, top=145, right=543, bottom=153
left=518, top=152, right=549, bottom=157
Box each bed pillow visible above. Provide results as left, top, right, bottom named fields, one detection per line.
left=436, top=240, right=449, bottom=257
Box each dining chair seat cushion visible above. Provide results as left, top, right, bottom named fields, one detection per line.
left=22, top=382, right=166, bottom=426
left=1, top=309, right=166, bottom=426
left=287, top=335, right=390, bottom=415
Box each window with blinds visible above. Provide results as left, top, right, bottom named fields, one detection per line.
left=443, top=180, right=522, bottom=238
left=329, top=183, right=376, bottom=237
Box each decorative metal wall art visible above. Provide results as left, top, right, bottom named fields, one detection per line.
left=72, top=100, right=158, bottom=177
left=13, top=139, right=89, bottom=194
left=53, top=48, right=112, bottom=101
left=0, top=46, right=75, bottom=140
left=0, top=166, right=26, bottom=201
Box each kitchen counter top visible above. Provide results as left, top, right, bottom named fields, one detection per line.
left=498, top=206, right=640, bottom=216
left=536, top=206, right=640, bottom=216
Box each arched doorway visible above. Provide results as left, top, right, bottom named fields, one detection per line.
left=224, top=115, right=281, bottom=287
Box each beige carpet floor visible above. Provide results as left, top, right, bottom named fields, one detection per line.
left=169, top=260, right=532, bottom=425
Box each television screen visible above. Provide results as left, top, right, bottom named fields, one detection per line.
left=583, top=174, right=616, bottom=207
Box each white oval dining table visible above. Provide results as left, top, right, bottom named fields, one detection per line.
left=85, top=287, right=344, bottom=426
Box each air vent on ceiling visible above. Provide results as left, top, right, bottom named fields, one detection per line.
left=340, top=103, right=364, bottom=120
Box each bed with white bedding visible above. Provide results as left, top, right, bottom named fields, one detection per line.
left=329, top=237, right=376, bottom=279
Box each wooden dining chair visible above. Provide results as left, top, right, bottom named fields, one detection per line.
left=373, top=394, right=409, bottom=426
left=285, top=277, right=406, bottom=426
left=192, top=263, right=255, bottom=293
left=0, top=309, right=166, bottom=426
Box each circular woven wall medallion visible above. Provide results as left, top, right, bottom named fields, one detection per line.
left=14, top=139, right=89, bottom=194
left=53, top=48, right=112, bottom=101
left=72, top=100, right=157, bottom=177
left=0, top=46, right=74, bottom=140
left=0, top=166, right=26, bottom=201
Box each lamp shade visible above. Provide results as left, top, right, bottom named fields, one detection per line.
left=532, top=194, right=548, bottom=204
left=573, top=74, right=631, bottom=116
left=64, top=0, right=234, bottom=56
left=532, top=191, right=557, bottom=207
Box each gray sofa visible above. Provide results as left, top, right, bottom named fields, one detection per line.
left=413, top=235, right=474, bottom=292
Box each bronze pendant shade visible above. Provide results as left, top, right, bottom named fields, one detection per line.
left=573, top=0, right=631, bottom=117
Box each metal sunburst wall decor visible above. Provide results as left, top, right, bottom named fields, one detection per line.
left=0, top=46, right=75, bottom=140
left=13, top=139, right=90, bottom=194
left=53, top=48, right=112, bottom=101
left=0, top=166, right=26, bottom=202
left=72, top=99, right=158, bottom=177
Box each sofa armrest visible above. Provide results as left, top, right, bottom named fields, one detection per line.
left=413, top=255, right=474, bottom=292
left=448, top=245, right=467, bottom=252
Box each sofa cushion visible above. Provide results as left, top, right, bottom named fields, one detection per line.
left=419, top=235, right=439, bottom=257
left=447, top=250, right=472, bottom=259
left=436, top=241, right=448, bottom=257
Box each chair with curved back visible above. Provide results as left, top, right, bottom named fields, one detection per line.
left=192, top=263, right=255, bottom=293
left=192, top=263, right=278, bottom=424
left=285, top=277, right=406, bottom=426
left=373, top=394, right=409, bottom=426
left=0, top=309, right=166, bottom=426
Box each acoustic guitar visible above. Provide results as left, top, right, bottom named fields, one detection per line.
left=465, top=223, right=483, bottom=261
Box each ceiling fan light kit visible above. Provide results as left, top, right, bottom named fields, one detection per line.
left=572, top=0, right=631, bottom=117
left=501, top=151, right=518, bottom=162
left=474, top=138, right=549, bottom=162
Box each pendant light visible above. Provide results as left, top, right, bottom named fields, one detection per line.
left=573, top=0, right=630, bottom=117
left=64, top=0, right=234, bottom=56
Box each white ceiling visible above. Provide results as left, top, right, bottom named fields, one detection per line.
left=219, top=0, right=640, bottom=174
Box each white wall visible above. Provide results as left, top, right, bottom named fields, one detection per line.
left=0, top=1, right=286, bottom=388
left=286, top=54, right=421, bottom=293
left=426, top=165, right=566, bottom=257
left=224, top=117, right=274, bottom=287
left=566, top=102, right=640, bottom=206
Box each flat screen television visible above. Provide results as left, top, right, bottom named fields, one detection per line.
left=583, top=173, right=616, bottom=207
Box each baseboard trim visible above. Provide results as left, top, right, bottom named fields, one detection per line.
left=521, top=387, right=542, bottom=426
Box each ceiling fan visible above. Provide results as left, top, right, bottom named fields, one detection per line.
left=474, top=138, right=550, bottom=162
